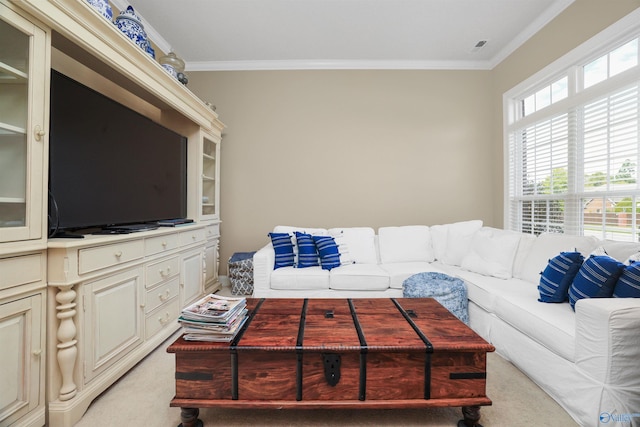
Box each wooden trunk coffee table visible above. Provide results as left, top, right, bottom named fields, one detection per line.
left=167, top=298, right=495, bottom=427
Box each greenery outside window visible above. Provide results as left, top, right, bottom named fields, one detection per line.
left=505, top=10, right=640, bottom=241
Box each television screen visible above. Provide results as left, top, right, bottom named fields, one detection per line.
left=49, top=70, right=187, bottom=235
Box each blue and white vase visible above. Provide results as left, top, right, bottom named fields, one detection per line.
left=86, top=0, right=113, bottom=21
left=145, top=43, right=156, bottom=60
left=115, top=6, right=149, bottom=52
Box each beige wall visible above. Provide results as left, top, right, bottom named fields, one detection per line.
left=188, top=70, right=494, bottom=271
left=188, top=1, right=640, bottom=273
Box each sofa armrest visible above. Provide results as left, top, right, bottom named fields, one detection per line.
left=253, top=243, right=274, bottom=294
left=575, top=297, right=640, bottom=386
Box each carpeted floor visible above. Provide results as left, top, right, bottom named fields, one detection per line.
left=74, top=287, right=579, bottom=426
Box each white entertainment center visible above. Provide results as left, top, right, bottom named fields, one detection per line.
left=0, top=1, right=224, bottom=426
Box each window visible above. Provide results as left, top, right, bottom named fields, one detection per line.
left=505, top=10, right=640, bottom=242
left=522, top=77, right=568, bottom=116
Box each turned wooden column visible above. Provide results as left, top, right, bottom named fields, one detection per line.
left=55, top=284, right=78, bottom=401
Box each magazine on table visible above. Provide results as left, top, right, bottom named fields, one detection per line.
left=183, top=315, right=249, bottom=342
left=179, top=308, right=248, bottom=331
left=181, top=294, right=246, bottom=322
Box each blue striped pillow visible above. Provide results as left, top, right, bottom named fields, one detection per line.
left=312, top=235, right=341, bottom=270
left=294, top=232, right=319, bottom=268
left=538, top=251, right=584, bottom=303
left=268, top=232, right=294, bottom=269
left=613, top=261, right=640, bottom=298
left=569, top=255, right=624, bottom=310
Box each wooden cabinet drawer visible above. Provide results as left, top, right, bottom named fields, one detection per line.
left=145, top=276, right=180, bottom=314
left=145, top=234, right=179, bottom=256
left=145, top=297, right=180, bottom=339
left=79, top=240, right=145, bottom=275
left=145, top=256, right=180, bottom=288
left=179, top=228, right=206, bottom=246
left=0, top=253, right=44, bottom=290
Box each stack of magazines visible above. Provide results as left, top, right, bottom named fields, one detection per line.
left=179, top=294, right=248, bottom=342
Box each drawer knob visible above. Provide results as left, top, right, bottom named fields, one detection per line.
left=159, top=266, right=171, bottom=277
left=159, top=289, right=170, bottom=301
left=162, top=241, right=167, bottom=247
left=159, top=312, right=170, bottom=324
left=33, top=349, right=42, bottom=357
left=114, top=251, right=123, bottom=258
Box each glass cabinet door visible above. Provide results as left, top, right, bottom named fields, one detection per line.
left=201, top=133, right=220, bottom=219
left=0, top=4, right=46, bottom=243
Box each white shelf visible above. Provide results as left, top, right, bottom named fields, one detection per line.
left=0, top=60, right=28, bottom=81
left=0, top=196, right=26, bottom=203
left=0, top=121, right=27, bottom=135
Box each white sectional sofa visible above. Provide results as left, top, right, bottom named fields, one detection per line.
left=252, top=222, right=640, bottom=427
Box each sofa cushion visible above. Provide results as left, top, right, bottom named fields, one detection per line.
left=517, top=233, right=599, bottom=285
left=268, top=232, right=295, bottom=269
left=452, top=268, right=531, bottom=314
left=492, top=281, right=577, bottom=362
left=294, top=232, right=319, bottom=268
left=614, top=262, right=640, bottom=298
left=328, top=227, right=377, bottom=264
left=512, top=233, right=537, bottom=279
left=600, top=240, right=640, bottom=262
left=443, top=220, right=483, bottom=266
left=431, top=220, right=483, bottom=265
left=460, top=227, right=521, bottom=279
left=333, top=235, right=355, bottom=265
left=270, top=266, right=330, bottom=290
left=569, top=255, right=624, bottom=310
left=538, top=251, right=584, bottom=303
left=430, top=224, right=449, bottom=261
left=378, top=225, right=434, bottom=263
left=380, top=262, right=447, bottom=289
left=329, top=264, right=390, bottom=291
left=453, top=267, right=576, bottom=362
left=312, top=235, right=341, bottom=270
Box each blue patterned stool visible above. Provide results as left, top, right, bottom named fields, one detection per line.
left=402, top=272, right=469, bottom=324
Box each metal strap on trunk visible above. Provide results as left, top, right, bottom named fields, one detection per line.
left=230, top=298, right=265, bottom=400
left=392, top=298, right=433, bottom=400
left=348, top=298, right=368, bottom=401
left=295, top=298, right=309, bottom=401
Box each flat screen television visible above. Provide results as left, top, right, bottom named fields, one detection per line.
left=48, top=70, right=188, bottom=236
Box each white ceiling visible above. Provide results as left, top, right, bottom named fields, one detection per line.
left=115, top=0, right=575, bottom=71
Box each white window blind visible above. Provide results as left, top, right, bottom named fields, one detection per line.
left=581, top=83, right=640, bottom=241
left=505, top=12, right=640, bottom=241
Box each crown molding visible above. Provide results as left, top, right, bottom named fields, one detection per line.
left=185, top=59, right=494, bottom=72
left=487, top=0, right=575, bottom=69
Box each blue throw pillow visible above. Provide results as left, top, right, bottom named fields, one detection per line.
left=312, top=235, right=341, bottom=270
left=569, top=255, right=624, bottom=310
left=613, top=261, right=640, bottom=298
left=268, top=232, right=294, bottom=269
left=538, top=251, right=584, bottom=303
left=294, top=232, right=319, bottom=268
